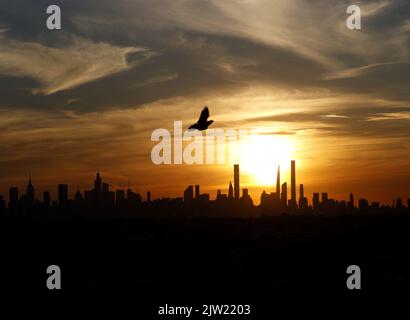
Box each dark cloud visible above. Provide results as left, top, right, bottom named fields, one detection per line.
left=237, top=104, right=410, bottom=139
left=0, top=0, right=408, bottom=113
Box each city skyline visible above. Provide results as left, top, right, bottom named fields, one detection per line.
left=1, top=160, right=408, bottom=210
left=1, top=0, right=410, bottom=308
left=1, top=1, right=410, bottom=207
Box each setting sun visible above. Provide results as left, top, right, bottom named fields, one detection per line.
left=236, top=134, right=295, bottom=186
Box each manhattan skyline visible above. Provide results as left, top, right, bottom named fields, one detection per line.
left=0, top=0, right=410, bottom=204
left=1, top=161, right=408, bottom=210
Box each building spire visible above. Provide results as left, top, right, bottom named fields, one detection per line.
left=276, top=165, right=280, bottom=198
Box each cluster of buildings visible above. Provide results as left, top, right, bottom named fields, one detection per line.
left=183, top=164, right=252, bottom=208
left=0, top=160, right=409, bottom=217
left=2, top=172, right=144, bottom=215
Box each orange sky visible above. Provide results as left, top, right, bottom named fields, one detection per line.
left=0, top=0, right=410, bottom=205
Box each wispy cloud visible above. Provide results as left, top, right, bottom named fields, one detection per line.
left=361, top=0, right=394, bottom=17
left=0, top=33, right=152, bottom=95
left=321, top=114, right=349, bottom=119
left=367, top=111, right=410, bottom=121
left=133, top=73, right=178, bottom=88
left=322, top=61, right=410, bottom=80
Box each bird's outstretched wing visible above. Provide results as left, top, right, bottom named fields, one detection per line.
left=198, top=106, right=209, bottom=123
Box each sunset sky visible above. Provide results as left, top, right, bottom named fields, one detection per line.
left=1, top=0, right=409, bottom=204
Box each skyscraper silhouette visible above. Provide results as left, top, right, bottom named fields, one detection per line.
left=184, top=185, right=194, bottom=204
left=195, top=185, right=200, bottom=199
left=313, top=193, right=320, bottom=209
left=299, top=184, right=304, bottom=208
left=291, top=160, right=296, bottom=206
left=234, top=164, right=240, bottom=200
left=26, top=175, right=34, bottom=204
left=276, top=165, right=280, bottom=199
left=94, top=172, right=102, bottom=194
left=322, top=193, right=328, bottom=209
left=75, top=187, right=82, bottom=201
left=281, top=182, right=287, bottom=206
left=228, top=181, right=233, bottom=199
left=58, top=184, right=68, bottom=208
left=349, top=193, right=354, bottom=209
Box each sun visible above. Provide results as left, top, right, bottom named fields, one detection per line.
left=236, top=134, right=295, bottom=186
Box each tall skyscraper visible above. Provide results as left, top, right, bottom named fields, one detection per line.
left=58, top=184, right=68, bottom=207
left=74, top=187, right=82, bottom=201
left=94, top=172, right=102, bottom=193
left=147, top=191, right=151, bottom=203
left=299, top=184, right=304, bottom=208
left=195, top=185, right=200, bottom=199
left=322, top=193, right=328, bottom=208
left=281, top=182, right=287, bottom=206
left=234, top=164, right=240, bottom=200
left=26, top=175, right=34, bottom=204
left=291, top=160, right=296, bottom=205
left=228, top=181, right=233, bottom=199
left=349, top=193, right=355, bottom=209
left=313, top=193, right=320, bottom=209
left=276, top=165, right=280, bottom=199
left=184, top=185, right=194, bottom=204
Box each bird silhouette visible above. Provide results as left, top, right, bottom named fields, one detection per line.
left=189, top=106, right=214, bottom=131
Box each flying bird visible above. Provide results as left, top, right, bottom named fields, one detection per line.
left=188, top=106, right=214, bottom=131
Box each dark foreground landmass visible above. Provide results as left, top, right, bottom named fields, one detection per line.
left=1, top=212, right=409, bottom=315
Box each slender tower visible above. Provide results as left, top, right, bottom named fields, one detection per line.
left=26, top=174, right=35, bottom=204
left=349, top=193, right=354, bottom=209
left=291, top=160, right=296, bottom=205
left=299, top=184, right=304, bottom=208
left=195, top=185, right=200, bottom=199
left=281, top=182, right=287, bottom=206
left=94, top=171, right=102, bottom=193
left=228, top=181, right=233, bottom=199
left=234, top=164, right=240, bottom=200
left=276, top=165, right=280, bottom=199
